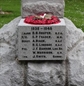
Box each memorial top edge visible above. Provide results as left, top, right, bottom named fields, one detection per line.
left=22, top=0, right=64, bottom=4
left=18, top=18, right=66, bottom=26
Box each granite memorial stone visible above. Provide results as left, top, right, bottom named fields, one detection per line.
left=18, top=19, right=66, bottom=60
left=0, top=0, right=84, bottom=85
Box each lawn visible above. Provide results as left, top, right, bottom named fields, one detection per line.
left=65, top=0, right=84, bottom=31
left=0, top=0, right=84, bottom=31
left=0, top=0, right=20, bottom=28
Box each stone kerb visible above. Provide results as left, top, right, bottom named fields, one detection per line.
left=21, top=0, right=65, bottom=18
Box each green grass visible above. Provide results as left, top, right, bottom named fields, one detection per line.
left=0, top=0, right=84, bottom=31
left=0, top=0, right=20, bottom=28
left=65, top=0, right=84, bottom=31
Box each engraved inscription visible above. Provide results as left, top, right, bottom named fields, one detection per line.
left=18, top=25, right=66, bottom=60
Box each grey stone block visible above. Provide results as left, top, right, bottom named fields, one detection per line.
left=27, top=62, right=66, bottom=86
left=0, top=17, right=24, bottom=86
left=21, top=0, right=65, bottom=18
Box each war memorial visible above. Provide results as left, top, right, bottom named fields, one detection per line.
left=0, top=0, right=84, bottom=86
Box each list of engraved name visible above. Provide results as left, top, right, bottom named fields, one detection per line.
left=21, top=27, right=63, bottom=59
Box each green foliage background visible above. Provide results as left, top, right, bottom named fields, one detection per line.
left=0, top=0, right=84, bottom=31
left=65, top=0, right=84, bottom=31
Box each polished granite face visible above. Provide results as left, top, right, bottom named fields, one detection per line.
left=17, top=19, right=66, bottom=60
left=21, top=0, right=65, bottom=18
